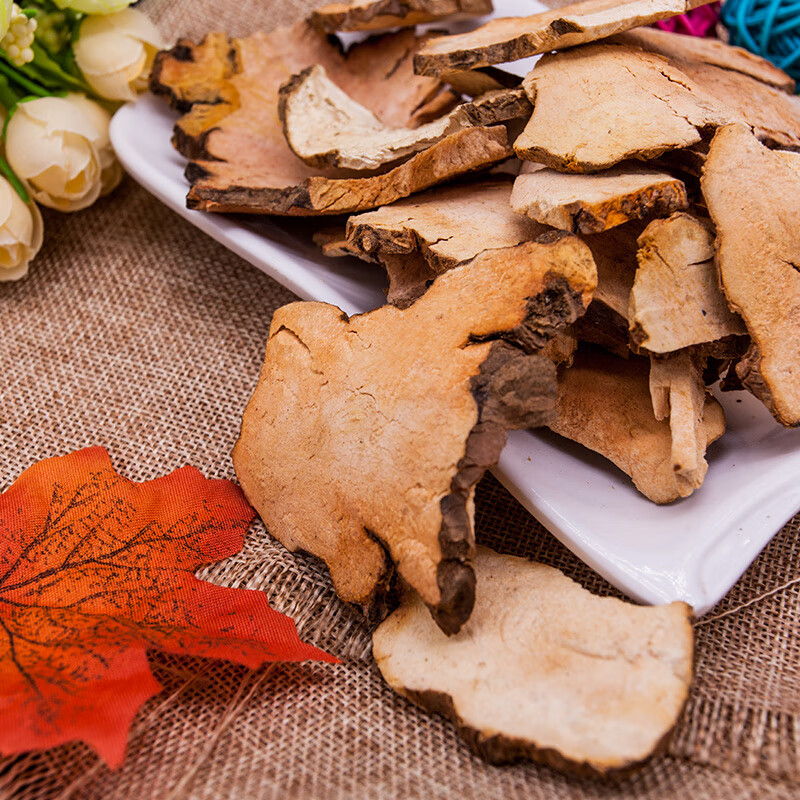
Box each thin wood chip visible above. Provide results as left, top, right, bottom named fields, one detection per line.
left=510, top=160, right=687, bottom=233
left=514, top=44, right=737, bottom=173
left=413, top=0, right=716, bottom=76
left=310, top=0, right=493, bottom=33
left=629, top=212, right=745, bottom=353
left=701, top=123, right=800, bottom=427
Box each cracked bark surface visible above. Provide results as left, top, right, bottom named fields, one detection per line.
left=701, top=123, right=800, bottom=427
left=373, top=546, right=694, bottom=777
left=150, top=25, right=496, bottom=216
left=233, top=236, right=597, bottom=634
left=510, top=160, right=688, bottom=234
left=309, top=0, right=493, bottom=33
left=279, top=64, right=531, bottom=171
left=548, top=348, right=725, bottom=503
left=513, top=43, right=738, bottom=173
left=413, top=0, right=716, bottom=76
left=611, top=26, right=795, bottom=93
left=629, top=212, right=745, bottom=353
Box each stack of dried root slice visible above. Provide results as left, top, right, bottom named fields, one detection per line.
left=151, top=0, right=800, bottom=778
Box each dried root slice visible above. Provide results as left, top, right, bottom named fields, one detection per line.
left=279, top=64, right=531, bottom=171
left=233, top=236, right=597, bottom=634
left=629, top=213, right=745, bottom=353
left=671, top=61, right=800, bottom=152
left=150, top=26, right=464, bottom=215
left=549, top=349, right=724, bottom=503
left=309, top=0, right=493, bottom=33
left=374, top=546, right=694, bottom=776
left=609, top=30, right=800, bottom=150
left=650, top=351, right=715, bottom=497
left=573, top=223, right=641, bottom=357
left=612, top=27, right=795, bottom=93
left=514, top=44, right=738, bottom=173
left=346, top=180, right=546, bottom=273
left=382, top=253, right=438, bottom=308
left=413, top=0, right=715, bottom=76
left=701, top=124, right=800, bottom=427
left=440, top=66, right=520, bottom=98
left=510, top=161, right=688, bottom=234
left=188, top=124, right=513, bottom=215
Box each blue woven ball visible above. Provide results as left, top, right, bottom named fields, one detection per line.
left=721, top=0, right=800, bottom=87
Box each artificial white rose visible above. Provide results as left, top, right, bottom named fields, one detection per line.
left=0, top=176, right=44, bottom=281
left=5, top=93, right=119, bottom=212
left=73, top=9, right=164, bottom=102
left=53, top=0, right=134, bottom=14
left=61, top=92, right=123, bottom=195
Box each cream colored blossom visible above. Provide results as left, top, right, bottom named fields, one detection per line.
left=53, top=0, right=134, bottom=14
left=74, top=9, right=164, bottom=102
left=0, top=176, right=44, bottom=281
left=5, top=94, right=120, bottom=212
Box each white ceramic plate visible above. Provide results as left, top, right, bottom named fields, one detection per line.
left=110, top=3, right=800, bottom=615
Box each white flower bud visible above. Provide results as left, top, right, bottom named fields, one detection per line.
left=5, top=94, right=121, bottom=212
left=73, top=9, right=164, bottom=102
left=0, top=176, right=44, bottom=281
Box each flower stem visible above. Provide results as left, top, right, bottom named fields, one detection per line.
left=0, top=152, right=30, bottom=203
left=0, top=58, right=49, bottom=97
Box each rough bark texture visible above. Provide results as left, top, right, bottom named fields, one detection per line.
left=310, top=0, right=493, bottom=33
left=629, top=213, right=745, bottom=354
left=187, top=124, right=513, bottom=215
left=279, top=64, right=531, bottom=171
left=548, top=348, right=725, bottom=503
left=413, top=0, right=716, bottom=75
left=233, top=237, right=597, bottom=634
left=150, top=26, right=473, bottom=216
left=701, top=124, right=800, bottom=427
left=345, top=180, right=546, bottom=273
left=611, top=27, right=796, bottom=93
left=374, top=546, right=694, bottom=776
left=514, top=43, right=737, bottom=173
left=511, top=161, right=687, bottom=234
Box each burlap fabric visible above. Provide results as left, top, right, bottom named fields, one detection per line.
left=0, top=2, right=798, bottom=797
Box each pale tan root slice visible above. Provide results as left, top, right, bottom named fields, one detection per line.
left=279, top=64, right=531, bottom=171
left=188, top=124, right=513, bottom=215
left=609, top=30, right=800, bottom=149
left=440, top=66, right=520, bottom=98
left=653, top=58, right=800, bottom=151
left=629, top=212, right=745, bottom=353
left=649, top=350, right=715, bottom=496
left=233, top=236, right=597, bottom=634
left=312, top=227, right=368, bottom=259
left=413, top=0, right=715, bottom=75
left=382, top=253, right=438, bottom=308
left=150, top=26, right=462, bottom=215
left=701, top=124, right=800, bottom=427
left=514, top=44, right=738, bottom=173
left=374, top=546, right=694, bottom=776
left=346, top=180, right=547, bottom=273
left=611, top=27, right=795, bottom=93
left=310, top=0, right=493, bottom=33
left=548, top=349, right=724, bottom=502
left=510, top=160, right=687, bottom=234
left=573, top=222, right=641, bottom=357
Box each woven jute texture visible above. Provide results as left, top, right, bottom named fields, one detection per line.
left=0, top=1, right=798, bottom=797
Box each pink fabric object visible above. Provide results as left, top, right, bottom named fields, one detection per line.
left=655, top=1, right=721, bottom=36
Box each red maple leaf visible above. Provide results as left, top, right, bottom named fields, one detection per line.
left=0, top=447, right=337, bottom=766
